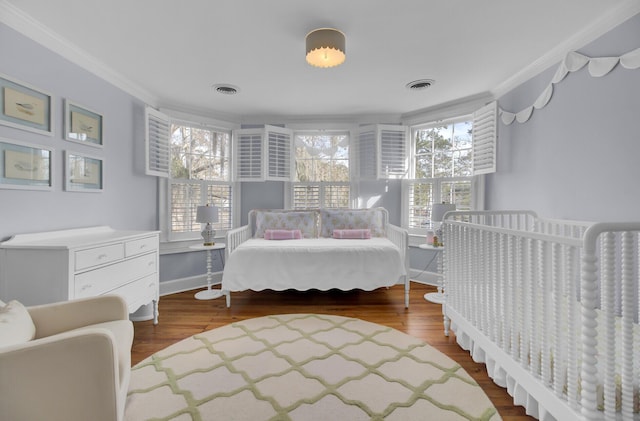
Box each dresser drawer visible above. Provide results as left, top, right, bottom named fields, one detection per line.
left=111, top=274, right=158, bottom=312
left=75, top=243, right=124, bottom=271
left=74, top=252, right=157, bottom=298
left=125, top=236, right=158, bottom=257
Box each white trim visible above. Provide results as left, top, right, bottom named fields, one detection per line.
left=491, top=2, right=640, bottom=99
left=3, top=0, right=638, bottom=124
left=0, top=0, right=158, bottom=107
left=159, top=107, right=240, bottom=131
left=409, top=269, right=440, bottom=287
left=158, top=271, right=223, bottom=296
left=402, top=93, right=492, bottom=127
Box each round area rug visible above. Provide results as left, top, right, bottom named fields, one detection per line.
left=126, top=314, right=500, bottom=421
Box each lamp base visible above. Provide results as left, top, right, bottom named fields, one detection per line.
left=201, top=225, right=216, bottom=247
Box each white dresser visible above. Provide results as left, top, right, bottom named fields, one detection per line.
left=0, top=226, right=160, bottom=324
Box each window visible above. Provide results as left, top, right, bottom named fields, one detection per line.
left=291, top=132, right=351, bottom=209
left=405, top=118, right=473, bottom=230
left=164, top=122, right=233, bottom=240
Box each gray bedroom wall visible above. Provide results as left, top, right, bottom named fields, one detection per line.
left=487, top=13, right=640, bottom=222
left=0, top=23, right=157, bottom=241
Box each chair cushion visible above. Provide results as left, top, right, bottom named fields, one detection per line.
left=0, top=300, right=36, bottom=348
left=71, top=319, right=134, bottom=386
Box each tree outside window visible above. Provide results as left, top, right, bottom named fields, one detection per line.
left=169, top=123, right=232, bottom=237
left=408, top=119, right=472, bottom=229
left=293, top=133, right=350, bottom=209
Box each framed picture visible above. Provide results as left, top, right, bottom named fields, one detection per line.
left=64, top=151, right=103, bottom=192
left=64, top=100, right=103, bottom=147
left=0, top=74, right=53, bottom=136
left=0, top=138, right=53, bottom=190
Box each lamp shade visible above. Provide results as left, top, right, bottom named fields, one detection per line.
left=196, top=205, right=218, bottom=224
left=432, top=203, right=456, bottom=222
left=306, top=28, right=346, bottom=68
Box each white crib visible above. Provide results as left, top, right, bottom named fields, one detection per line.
left=442, top=210, right=639, bottom=421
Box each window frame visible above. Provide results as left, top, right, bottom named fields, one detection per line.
left=403, top=115, right=476, bottom=235
left=288, top=130, right=354, bottom=209
left=159, top=117, right=239, bottom=245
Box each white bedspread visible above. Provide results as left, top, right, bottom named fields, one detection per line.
left=222, top=238, right=406, bottom=292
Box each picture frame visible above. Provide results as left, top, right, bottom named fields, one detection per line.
left=64, top=100, right=103, bottom=147
left=0, top=74, right=53, bottom=136
left=64, top=151, right=103, bottom=192
left=0, top=138, right=53, bottom=191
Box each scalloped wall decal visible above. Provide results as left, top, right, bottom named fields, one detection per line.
left=500, top=47, right=640, bottom=125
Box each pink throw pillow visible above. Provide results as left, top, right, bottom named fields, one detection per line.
left=264, top=229, right=303, bottom=240
left=333, top=229, right=371, bottom=239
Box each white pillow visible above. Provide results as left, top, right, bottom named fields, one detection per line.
left=0, top=300, right=36, bottom=348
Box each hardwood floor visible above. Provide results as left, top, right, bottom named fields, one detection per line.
left=131, top=282, right=534, bottom=420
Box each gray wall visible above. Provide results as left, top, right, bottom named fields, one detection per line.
left=0, top=23, right=157, bottom=241
left=487, top=14, right=640, bottom=222
left=3, top=13, right=640, bottom=292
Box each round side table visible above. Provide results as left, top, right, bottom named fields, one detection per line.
left=418, top=243, right=445, bottom=304
left=190, top=243, right=226, bottom=300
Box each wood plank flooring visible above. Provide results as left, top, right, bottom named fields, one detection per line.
left=131, top=282, right=534, bottom=420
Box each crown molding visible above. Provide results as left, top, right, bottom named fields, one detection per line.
left=3, top=0, right=637, bottom=124
left=492, top=2, right=640, bottom=100
left=0, top=0, right=159, bottom=107
left=401, top=92, right=493, bottom=126
left=239, top=113, right=402, bottom=126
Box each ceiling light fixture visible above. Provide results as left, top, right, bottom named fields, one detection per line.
left=305, top=28, right=346, bottom=68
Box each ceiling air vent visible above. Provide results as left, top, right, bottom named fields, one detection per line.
left=212, top=84, right=240, bottom=95
left=406, top=79, right=435, bottom=91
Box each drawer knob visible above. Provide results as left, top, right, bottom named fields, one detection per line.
left=97, top=254, right=108, bottom=260
left=80, top=284, right=92, bottom=291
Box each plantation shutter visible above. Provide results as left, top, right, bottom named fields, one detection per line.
left=379, top=125, right=409, bottom=179
left=234, top=128, right=264, bottom=181
left=472, top=101, right=498, bottom=175
left=266, top=126, right=293, bottom=181
left=233, top=126, right=293, bottom=181
left=293, top=184, right=320, bottom=209
left=356, top=127, right=377, bottom=180
left=145, top=107, right=170, bottom=177
left=356, top=124, right=408, bottom=180
left=403, top=180, right=433, bottom=229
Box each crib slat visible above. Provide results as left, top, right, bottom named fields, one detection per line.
left=443, top=213, right=640, bottom=421
left=620, top=231, right=635, bottom=420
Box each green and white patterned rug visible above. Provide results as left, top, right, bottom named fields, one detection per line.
left=126, top=314, right=500, bottom=420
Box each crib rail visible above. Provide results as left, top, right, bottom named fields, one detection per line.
left=443, top=211, right=640, bottom=421
left=581, top=222, right=640, bottom=421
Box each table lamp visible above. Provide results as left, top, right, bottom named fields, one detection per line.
left=196, top=204, right=218, bottom=246
left=432, top=202, right=456, bottom=245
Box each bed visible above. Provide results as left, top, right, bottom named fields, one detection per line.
left=222, top=207, right=409, bottom=307
left=442, top=210, right=640, bottom=421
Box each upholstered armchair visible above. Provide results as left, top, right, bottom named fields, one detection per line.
left=0, top=295, right=134, bottom=421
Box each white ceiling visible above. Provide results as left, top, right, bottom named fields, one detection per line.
left=3, top=0, right=640, bottom=121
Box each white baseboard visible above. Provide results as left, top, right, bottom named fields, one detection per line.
left=159, top=271, right=223, bottom=296
left=409, top=269, right=441, bottom=286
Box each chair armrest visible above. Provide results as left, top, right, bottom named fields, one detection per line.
left=28, top=295, right=129, bottom=339
left=226, top=225, right=251, bottom=258
left=0, top=329, right=121, bottom=421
